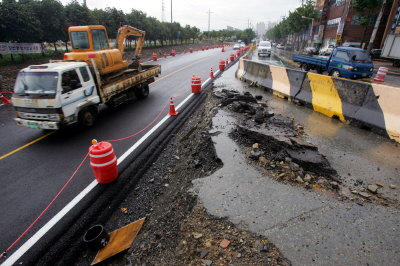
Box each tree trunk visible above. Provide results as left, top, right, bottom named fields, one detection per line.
left=53, top=42, right=58, bottom=53
left=65, top=41, right=68, bottom=52
left=367, top=0, right=387, bottom=52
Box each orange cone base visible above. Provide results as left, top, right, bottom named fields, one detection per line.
left=169, top=106, right=178, bottom=116
left=1, top=95, right=11, bottom=105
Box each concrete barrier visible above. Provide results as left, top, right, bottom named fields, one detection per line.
left=354, top=83, right=400, bottom=142
left=306, top=73, right=346, bottom=122
left=238, top=60, right=305, bottom=99
left=235, top=59, right=400, bottom=143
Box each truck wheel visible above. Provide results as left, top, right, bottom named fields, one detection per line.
left=330, top=69, right=340, bottom=78
left=301, top=64, right=310, bottom=71
left=79, top=108, right=96, bottom=127
left=393, top=60, right=400, bottom=67
left=316, top=67, right=323, bottom=74
left=135, top=83, right=149, bottom=99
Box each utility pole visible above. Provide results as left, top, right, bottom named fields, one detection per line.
left=171, top=0, right=172, bottom=23
left=368, top=0, right=387, bottom=52
left=162, top=0, right=166, bottom=22
left=207, top=9, right=213, bottom=39
left=208, top=9, right=212, bottom=32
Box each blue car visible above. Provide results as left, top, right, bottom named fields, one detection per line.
left=293, top=47, right=374, bottom=79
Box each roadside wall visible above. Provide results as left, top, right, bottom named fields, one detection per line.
left=236, top=59, right=400, bottom=143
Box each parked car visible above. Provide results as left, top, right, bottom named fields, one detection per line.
left=257, top=41, right=272, bottom=57
left=370, top=49, right=382, bottom=59
left=304, top=47, right=318, bottom=55
left=276, top=44, right=284, bottom=49
left=240, top=42, right=245, bottom=48
left=319, top=44, right=335, bottom=55
left=233, top=43, right=240, bottom=50
left=293, top=46, right=374, bottom=79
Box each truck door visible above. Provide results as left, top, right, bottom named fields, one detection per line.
left=331, top=50, right=349, bottom=68
left=60, top=68, right=88, bottom=120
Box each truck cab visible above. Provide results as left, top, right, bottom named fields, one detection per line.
left=12, top=62, right=100, bottom=129
left=327, top=47, right=374, bottom=79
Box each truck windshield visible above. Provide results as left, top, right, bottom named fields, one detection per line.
left=71, top=31, right=90, bottom=49
left=350, top=51, right=372, bottom=63
left=259, top=41, right=271, bottom=47
left=14, top=72, right=59, bottom=95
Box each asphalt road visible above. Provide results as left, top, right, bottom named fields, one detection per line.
left=0, top=47, right=232, bottom=264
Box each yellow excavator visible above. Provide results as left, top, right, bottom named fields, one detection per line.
left=63, top=25, right=145, bottom=75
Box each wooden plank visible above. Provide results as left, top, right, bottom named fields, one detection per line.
left=91, top=218, right=145, bottom=265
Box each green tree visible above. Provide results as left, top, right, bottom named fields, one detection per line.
left=64, top=0, right=91, bottom=27
left=33, top=0, right=66, bottom=51
left=353, top=0, right=388, bottom=50
left=0, top=0, right=42, bottom=42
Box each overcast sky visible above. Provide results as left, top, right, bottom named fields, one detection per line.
left=60, top=0, right=301, bottom=31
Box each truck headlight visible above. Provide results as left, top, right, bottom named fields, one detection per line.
left=342, top=65, right=354, bottom=70
left=47, top=114, right=60, bottom=121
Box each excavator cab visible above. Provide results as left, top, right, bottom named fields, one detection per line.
left=64, top=25, right=145, bottom=76
left=70, top=25, right=109, bottom=51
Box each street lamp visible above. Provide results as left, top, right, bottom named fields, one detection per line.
left=302, top=16, right=314, bottom=45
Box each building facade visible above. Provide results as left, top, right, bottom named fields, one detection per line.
left=314, top=0, right=391, bottom=49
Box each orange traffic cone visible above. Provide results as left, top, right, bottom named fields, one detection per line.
left=210, top=68, right=214, bottom=78
left=164, top=53, right=167, bottom=58
left=0, top=94, right=11, bottom=105
left=221, top=46, right=225, bottom=52
left=168, top=97, right=178, bottom=116
left=226, top=59, right=229, bottom=66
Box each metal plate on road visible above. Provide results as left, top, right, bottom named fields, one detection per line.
left=91, top=218, right=145, bottom=265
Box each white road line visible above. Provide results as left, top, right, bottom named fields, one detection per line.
left=2, top=73, right=214, bottom=266
left=2, top=181, right=98, bottom=266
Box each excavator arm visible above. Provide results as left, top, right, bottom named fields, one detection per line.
left=116, top=25, right=146, bottom=58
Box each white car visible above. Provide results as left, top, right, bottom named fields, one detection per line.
left=233, top=43, right=240, bottom=50
left=257, top=41, right=272, bottom=57
left=319, top=44, right=335, bottom=55
left=240, top=42, right=245, bottom=48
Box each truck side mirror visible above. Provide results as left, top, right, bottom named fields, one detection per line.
left=352, top=55, right=357, bottom=61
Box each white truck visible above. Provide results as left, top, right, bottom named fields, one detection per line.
left=381, top=34, right=400, bottom=67
left=12, top=60, right=161, bottom=129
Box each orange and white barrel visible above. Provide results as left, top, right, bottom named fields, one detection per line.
left=374, top=67, right=389, bottom=82
left=89, top=140, right=118, bottom=184
left=191, top=76, right=202, bottom=94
